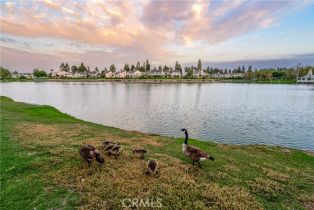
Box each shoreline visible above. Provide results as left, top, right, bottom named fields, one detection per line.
left=1, top=78, right=297, bottom=84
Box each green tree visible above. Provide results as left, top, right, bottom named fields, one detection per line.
left=78, top=63, right=87, bottom=73
left=131, top=64, right=135, bottom=72
left=136, top=62, right=141, bottom=71
left=33, top=69, right=47, bottom=78
left=197, top=59, right=202, bottom=73
left=145, top=59, right=150, bottom=72
left=123, top=63, right=130, bottom=72
left=71, top=65, right=78, bottom=74
left=0, top=67, right=12, bottom=79
left=241, top=66, right=246, bottom=73
left=64, top=63, right=70, bottom=72
left=175, top=61, right=182, bottom=75
left=109, top=64, right=116, bottom=73
left=184, top=67, right=193, bottom=78
left=100, top=70, right=106, bottom=78
left=60, top=62, right=65, bottom=71
left=163, top=65, right=169, bottom=72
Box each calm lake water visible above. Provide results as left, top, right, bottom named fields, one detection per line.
left=1, top=82, right=314, bottom=150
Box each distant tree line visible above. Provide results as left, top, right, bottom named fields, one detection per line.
left=1, top=61, right=313, bottom=80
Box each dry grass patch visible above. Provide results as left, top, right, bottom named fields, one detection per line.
left=299, top=193, right=314, bottom=210
left=47, top=144, right=261, bottom=209
left=11, top=122, right=264, bottom=209
left=15, top=123, right=58, bottom=138
left=223, top=164, right=240, bottom=173
left=202, top=184, right=263, bottom=210
left=248, top=178, right=285, bottom=200
left=262, top=168, right=289, bottom=182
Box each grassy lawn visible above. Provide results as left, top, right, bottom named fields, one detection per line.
left=1, top=96, right=313, bottom=209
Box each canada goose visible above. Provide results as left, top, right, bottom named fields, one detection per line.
left=108, top=144, right=122, bottom=158
left=133, top=148, right=147, bottom=159
left=146, top=160, right=158, bottom=174
left=79, top=144, right=105, bottom=167
left=180, top=129, right=214, bottom=168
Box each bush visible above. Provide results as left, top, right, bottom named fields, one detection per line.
left=0, top=67, right=12, bottom=79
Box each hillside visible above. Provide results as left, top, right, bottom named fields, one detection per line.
left=1, top=96, right=313, bottom=209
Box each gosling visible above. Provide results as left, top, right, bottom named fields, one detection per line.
left=79, top=144, right=104, bottom=168
left=133, top=148, right=148, bottom=159
left=102, top=140, right=117, bottom=149
left=108, top=144, right=123, bottom=159
left=146, top=160, right=158, bottom=175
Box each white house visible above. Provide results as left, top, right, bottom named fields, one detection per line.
left=52, top=70, right=73, bottom=78
left=12, top=71, right=19, bottom=79
left=87, top=71, right=99, bottom=78
left=149, top=69, right=165, bottom=76
left=106, top=71, right=115, bottom=78
left=116, top=70, right=127, bottom=78
left=131, top=70, right=143, bottom=78
left=169, top=70, right=181, bottom=77
left=73, top=71, right=87, bottom=78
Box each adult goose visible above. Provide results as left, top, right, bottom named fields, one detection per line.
left=180, top=128, right=214, bottom=168
left=79, top=144, right=105, bottom=167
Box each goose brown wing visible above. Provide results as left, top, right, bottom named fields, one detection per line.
left=187, top=146, right=209, bottom=159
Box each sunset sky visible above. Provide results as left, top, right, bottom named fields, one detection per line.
left=1, top=0, right=314, bottom=72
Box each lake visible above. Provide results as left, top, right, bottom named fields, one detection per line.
left=1, top=82, right=313, bottom=150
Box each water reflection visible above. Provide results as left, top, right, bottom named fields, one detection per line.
left=1, top=82, right=313, bottom=150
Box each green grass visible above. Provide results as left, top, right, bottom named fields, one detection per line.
left=1, top=96, right=313, bottom=209
left=220, top=79, right=296, bottom=84
left=0, top=97, right=80, bottom=210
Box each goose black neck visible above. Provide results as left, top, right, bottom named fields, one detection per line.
left=184, top=131, right=188, bottom=144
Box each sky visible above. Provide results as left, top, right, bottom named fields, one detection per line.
left=0, top=0, right=314, bottom=72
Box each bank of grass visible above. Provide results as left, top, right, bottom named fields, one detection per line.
left=1, top=96, right=313, bottom=209
left=222, top=79, right=296, bottom=84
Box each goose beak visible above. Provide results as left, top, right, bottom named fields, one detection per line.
left=180, top=128, right=186, bottom=132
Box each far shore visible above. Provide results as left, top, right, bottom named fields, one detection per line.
left=1, top=78, right=297, bottom=84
